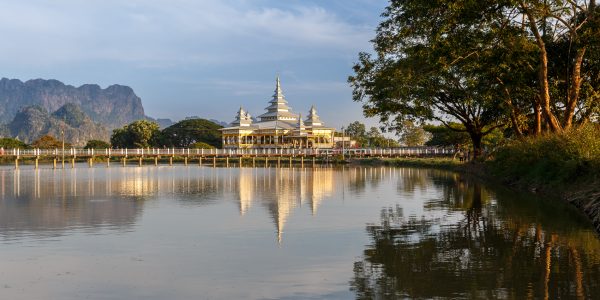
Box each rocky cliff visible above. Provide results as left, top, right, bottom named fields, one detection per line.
left=9, top=105, right=110, bottom=146
left=0, top=78, right=146, bottom=128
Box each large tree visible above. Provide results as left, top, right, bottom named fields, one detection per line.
left=344, top=121, right=368, bottom=146
left=84, top=139, right=110, bottom=149
left=349, top=0, right=507, bottom=157
left=398, top=121, right=429, bottom=147
left=350, top=0, right=600, bottom=155
left=159, top=119, right=222, bottom=148
left=514, top=0, right=599, bottom=131
left=0, top=137, right=28, bottom=149
left=111, top=120, right=160, bottom=148
left=31, top=135, right=71, bottom=149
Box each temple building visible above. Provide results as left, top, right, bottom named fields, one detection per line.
left=220, top=77, right=335, bottom=149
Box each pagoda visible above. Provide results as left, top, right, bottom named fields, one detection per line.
left=220, top=76, right=335, bottom=149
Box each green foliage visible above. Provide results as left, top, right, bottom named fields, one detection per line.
left=357, top=157, right=462, bottom=170
left=366, top=126, right=400, bottom=148
left=31, top=135, right=71, bottom=149
left=343, top=121, right=400, bottom=147
left=345, top=121, right=368, bottom=146
left=111, top=120, right=160, bottom=148
left=424, top=124, right=470, bottom=148
left=490, top=124, right=600, bottom=184
left=348, top=0, right=507, bottom=156
left=0, top=137, right=28, bottom=149
left=190, top=142, right=215, bottom=149
left=398, top=121, right=430, bottom=147
left=52, top=103, right=86, bottom=127
left=346, top=121, right=366, bottom=138
left=84, top=139, right=110, bottom=149
left=160, top=119, right=222, bottom=148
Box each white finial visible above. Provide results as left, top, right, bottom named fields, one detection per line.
left=275, top=75, right=282, bottom=96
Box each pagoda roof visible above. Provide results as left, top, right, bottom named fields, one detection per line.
left=258, top=76, right=298, bottom=122
left=257, top=110, right=298, bottom=119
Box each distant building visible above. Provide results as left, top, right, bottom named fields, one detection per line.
left=333, top=136, right=356, bottom=148
left=220, top=77, right=335, bottom=149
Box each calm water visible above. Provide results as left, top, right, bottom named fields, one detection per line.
left=0, top=165, right=599, bottom=299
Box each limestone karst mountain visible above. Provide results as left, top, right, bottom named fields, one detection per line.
left=0, top=78, right=146, bottom=128
left=8, top=104, right=110, bottom=146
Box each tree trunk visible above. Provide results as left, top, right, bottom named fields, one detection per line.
left=534, top=99, right=542, bottom=135
left=501, top=86, right=524, bottom=138
left=521, top=2, right=562, bottom=132
left=538, top=47, right=562, bottom=132
left=564, top=47, right=587, bottom=129
left=468, top=131, right=483, bottom=160
left=510, top=110, right=524, bottom=138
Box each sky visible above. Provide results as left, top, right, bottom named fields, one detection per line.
left=0, top=0, right=387, bottom=130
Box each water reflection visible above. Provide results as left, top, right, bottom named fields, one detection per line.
left=0, top=169, right=146, bottom=241
left=351, top=171, right=600, bottom=299
left=0, top=166, right=337, bottom=244
left=0, top=166, right=599, bottom=299
left=234, top=168, right=334, bottom=243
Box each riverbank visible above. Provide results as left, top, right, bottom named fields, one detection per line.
left=349, top=157, right=464, bottom=171
left=351, top=156, right=600, bottom=235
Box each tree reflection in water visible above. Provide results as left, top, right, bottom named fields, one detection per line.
left=351, top=171, right=600, bottom=299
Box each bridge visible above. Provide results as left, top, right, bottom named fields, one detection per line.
left=0, top=147, right=456, bottom=169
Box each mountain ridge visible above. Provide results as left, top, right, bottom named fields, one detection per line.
left=9, top=104, right=109, bottom=146
left=0, top=77, right=146, bottom=128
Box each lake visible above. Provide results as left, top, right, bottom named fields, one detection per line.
left=1, top=165, right=599, bottom=299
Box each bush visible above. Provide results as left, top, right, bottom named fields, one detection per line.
left=489, top=123, right=600, bottom=184
left=31, top=135, right=72, bottom=149
left=0, top=137, right=29, bottom=149
left=84, top=140, right=111, bottom=149
left=160, top=119, right=222, bottom=148
left=190, top=142, right=215, bottom=149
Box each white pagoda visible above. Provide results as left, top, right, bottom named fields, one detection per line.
left=220, top=77, right=335, bottom=149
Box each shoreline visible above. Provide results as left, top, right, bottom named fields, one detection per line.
left=2, top=155, right=598, bottom=235
left=350, top=156, right=600, bottom=236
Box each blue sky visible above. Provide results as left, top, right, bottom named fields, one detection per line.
left=0, top=0, right=387, bottom=130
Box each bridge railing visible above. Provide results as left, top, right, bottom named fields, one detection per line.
left=0, top=147, right=455, bottom=158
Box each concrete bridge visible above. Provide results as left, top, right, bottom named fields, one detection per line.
left=0, top=147, right=455, bottom=169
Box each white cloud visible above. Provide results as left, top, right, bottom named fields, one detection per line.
left=0, top=0, right=386, bottom=128
left=0, top=0, right=372, bottom=66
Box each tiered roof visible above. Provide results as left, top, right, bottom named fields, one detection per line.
left=305, top=105, right=324, bottom=127
left=257, top=76, right=298, bottom=122
left=223, top=77, right=329, bottom=130
left=230, top=106, right=253, bottom=127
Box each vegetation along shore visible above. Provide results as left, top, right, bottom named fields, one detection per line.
left=348, top=1, right=600, bottom=233
left=352, top=124, right=600, bottom=235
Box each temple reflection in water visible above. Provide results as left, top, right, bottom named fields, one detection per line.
left=235, top=168, right=334, bottom=243
left=1, top=165, right=599, bottom=299
left=0, top=166, right=336, bottom=243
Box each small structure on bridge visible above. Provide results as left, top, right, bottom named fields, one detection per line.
left=219, top=77, right=336, bottom=149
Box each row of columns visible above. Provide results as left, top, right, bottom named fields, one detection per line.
left=223, top=135, right=333, bottom=147
left=13, top=155, right=319, bottom=169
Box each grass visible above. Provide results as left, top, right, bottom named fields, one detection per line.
left=352, top=156, right=464, bottom=171
left=488, top=123, right=600, bottom=187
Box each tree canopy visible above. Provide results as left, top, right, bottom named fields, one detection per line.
left=399, top=121, right=429, bottom=147
left=349, top=0, right=600, bottom=157
left=159, top=119, right=222, bottom=148
left=84, top=139, right=110, bottom=149
left=111, top=120, right=160, bottom=148
left=0, top=137, right=28, bottom=149
left=190, top=141, right=216, bottom=149
left=424, top=123, right=471, bottom=148
left=109, top=118, right=222, bottom=148
left=31, top=135, right=71, bottom=149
